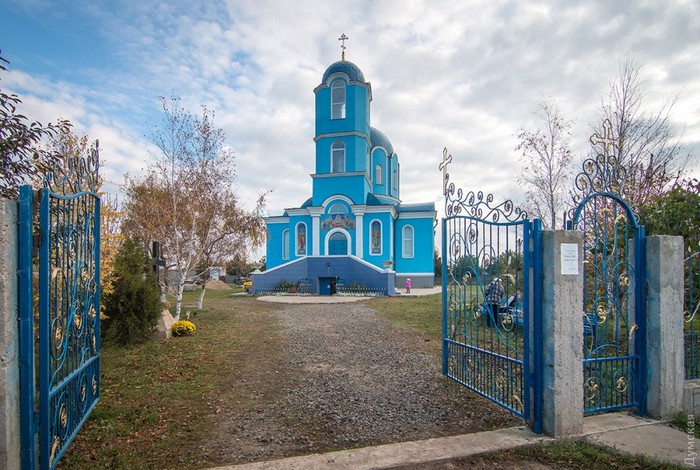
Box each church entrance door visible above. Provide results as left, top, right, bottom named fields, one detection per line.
left=328, top=232, right=348, bottom=255
left=319, top=277, right=337, bottom=296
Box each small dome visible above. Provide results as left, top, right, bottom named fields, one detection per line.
left=370, top=127, right=394, bottom=156
left=322, top=60, right=366, bottom=83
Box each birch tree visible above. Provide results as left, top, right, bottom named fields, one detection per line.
left=595, top=56, right=688, bottom=208
left=516, top=97, right=574, bottom=229
left=123, top=97, right=266, bottom=320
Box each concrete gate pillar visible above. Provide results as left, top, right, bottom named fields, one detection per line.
left=541, top=231, right=584, bottom=436
left=645, top=235, right=684, bottom=419
left=0, top=198, right=21, bottom=470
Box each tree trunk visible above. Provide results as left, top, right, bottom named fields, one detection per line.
left=174, top=281, right=185, bottom=322
left=197, top=283, right=206, bottom=310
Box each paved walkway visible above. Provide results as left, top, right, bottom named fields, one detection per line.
left=257, top=286, right=442, bottom=304
left=208, top=413, right=693, bottom=469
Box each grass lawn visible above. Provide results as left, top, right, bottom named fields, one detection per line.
left=59, top=288, right=284, bottom=469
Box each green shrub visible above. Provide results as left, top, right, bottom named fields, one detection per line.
left=101, top=238, right=162, bottom=346
left=172, top=320, right=196, bottom=336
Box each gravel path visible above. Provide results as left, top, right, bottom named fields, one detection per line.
left=211, top=300, right=519, bottom=465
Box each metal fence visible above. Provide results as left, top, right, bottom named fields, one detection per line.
left=685, top=250, right=700, bottom=379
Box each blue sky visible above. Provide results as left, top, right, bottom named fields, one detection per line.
left=2, top=0, right=699, bottom=246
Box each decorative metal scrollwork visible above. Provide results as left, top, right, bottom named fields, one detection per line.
left=440, top=148, right=527, bottom=221
left=44, top=141, right=100, bottom=195
left=573, top=120, right=626, bottom=198
left=567, top=120, right=640, bottom=224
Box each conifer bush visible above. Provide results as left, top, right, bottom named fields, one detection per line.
left=102, top=237, right=162, bottom=346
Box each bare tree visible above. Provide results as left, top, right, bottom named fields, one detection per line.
left=123, top=97, right=266, bottom=321
left=516, top=97, right=574, bottom=229
left=595, top=55, right=688, bottom=208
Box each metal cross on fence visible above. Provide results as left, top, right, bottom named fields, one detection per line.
left=440, top=147, right=452, bottom=196
left=590, top=119, right=616, bottom=157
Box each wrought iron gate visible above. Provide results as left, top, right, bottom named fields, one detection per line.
left=684, top=249, right=700, bottom=379
left=566, top=120, right=647, bottom=415
left=440, top=149, right=542, bottom=431
left=18, top=148, right=101, bottom=469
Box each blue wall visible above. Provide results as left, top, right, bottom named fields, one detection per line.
left=394, top=216, right=434, bottom=274
left=315, top=79, right=370, bottom=136
left=314, top=135, right=370, bottom=174
left=265, top=220, right=288, bottom=268
left=312, top=175, right=370, bottom=206
left=251, top=256, right=396, bottom=295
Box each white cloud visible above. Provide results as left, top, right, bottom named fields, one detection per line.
left=4, top=0, right=699, bottom=242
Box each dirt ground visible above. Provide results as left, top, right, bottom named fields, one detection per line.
left=203, top=299, right=522, bottom=466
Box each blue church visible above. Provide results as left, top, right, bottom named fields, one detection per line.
left=252, top=51, right=436, bottom=295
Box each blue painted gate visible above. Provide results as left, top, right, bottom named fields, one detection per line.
left=685, top=250, right=700, bottom=380
left=440, top=149, right=543, bottom=432
left=18, top=148, right=101, bottom=469
left=566, top=120, right=647, bottom=415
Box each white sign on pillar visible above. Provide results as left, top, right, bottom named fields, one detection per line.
left=560, top=243, right=579, bottom=275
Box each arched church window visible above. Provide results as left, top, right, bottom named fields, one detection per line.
left=328, top=203, right=348, bottom=214
left=370, top=220, right=382, bottom=255
left=282, top=229, right=290, bottom=260
left=375, top=164, right=382, bottom=184
left=296, top=223, right=307, bottom=256
left=402, top=225, right=414, bottom=258
left=393, top=169, right=397, bottom=190
left=331, top=80, right=346, bottom=119
left=331, top=141, right=345, bottom=173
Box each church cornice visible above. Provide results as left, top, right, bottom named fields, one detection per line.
left=364, top=205, right=397, bottom=218
left=397, top=211, right=437, bottom=220
left=264, top=216, right=290, bottom=224
left=284, top=208, right=311, bottom=216
left=311, top=171, right=367, bottom=179
left=313, top=130, right=370, bottom=143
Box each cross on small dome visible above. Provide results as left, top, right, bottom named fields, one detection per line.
left=338, top=33, right=349, bottom=61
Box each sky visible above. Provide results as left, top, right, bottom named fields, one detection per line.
left=2, top=0, right=699, bottom=259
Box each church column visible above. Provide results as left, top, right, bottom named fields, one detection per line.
left=309, top=208, right=323, bottom=256
left=353, top=206, right=366, bottom=258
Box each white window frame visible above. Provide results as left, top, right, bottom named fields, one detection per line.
left=402, top=225, right=414, bottom=259
left=282, top=229, right=290, bottom=260
left=375, top=164, right=382, bottom=184
left=331, top=141, right=345, bottom=173
left=296, top=222, right=307, bottom=256
left=331, top=80, right=346, bottom=120
left=370, top=219, right=382, bottom=256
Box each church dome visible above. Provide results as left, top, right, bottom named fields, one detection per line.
left=370, top=127, right=394, bottom=156
left=322, top=60, right=366, bottom=83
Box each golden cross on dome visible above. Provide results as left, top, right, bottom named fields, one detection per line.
left=338, top=33, right=348, bottom=60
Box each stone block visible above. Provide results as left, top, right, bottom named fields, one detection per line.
left=684, top=380, right=700, bottom=417
left=155, top=309, right=175, bottom=340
